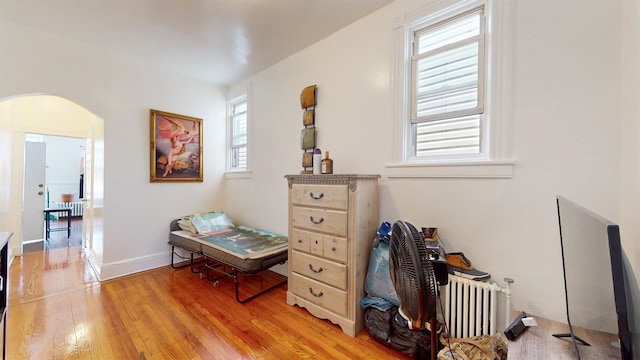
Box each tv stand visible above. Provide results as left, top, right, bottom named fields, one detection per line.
left=552, top=332, right=591, bottom=346
left=508, top=312, right=621, bottom=359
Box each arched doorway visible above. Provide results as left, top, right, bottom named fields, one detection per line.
left=0, top=94, right=104, bottom=273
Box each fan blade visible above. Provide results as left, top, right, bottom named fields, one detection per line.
left=389, top=220, right=430, bottom=329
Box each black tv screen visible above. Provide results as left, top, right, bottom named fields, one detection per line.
left=556, top=196, right=634, bottom=359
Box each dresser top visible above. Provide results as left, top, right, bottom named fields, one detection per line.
left=285, top=174, right=380, bottom=189
left=285, top=174, right=380, bottom=181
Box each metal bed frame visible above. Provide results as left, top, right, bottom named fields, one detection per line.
left=199, top=254, right=287, bottom=303
left=169, top=219, right=288, bottom=303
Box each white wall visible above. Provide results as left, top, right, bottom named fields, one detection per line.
left=226, top=0, right=635, bottom=325
left=0, top=130, right=12, bottom=232
left=43, top=135, right=85, bottom=204
left=621, top=0, right=640, bottom=347
left=0, top=19, right=227, bottom=279
left=621, top=0, right=640, bottom=273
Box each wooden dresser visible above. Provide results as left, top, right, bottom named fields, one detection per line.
left=285, top=174, right=379, bottom=336
left=0, top=232, right=11, bottom=360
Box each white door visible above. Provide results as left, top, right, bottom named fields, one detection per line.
left=81, top=137, right=92, bottom=249
left=23, top=141, right=47, bottom=243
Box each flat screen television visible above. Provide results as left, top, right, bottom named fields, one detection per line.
left=555, top=196, right=635, bottom=359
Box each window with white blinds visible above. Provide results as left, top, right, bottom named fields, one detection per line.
left=410, top=8, right=485, bottom=158
left=390, top=0, right=514, bottom=178
left=228, top=95, right=247, bottom=170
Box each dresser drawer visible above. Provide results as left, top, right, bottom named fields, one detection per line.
left=291, top=250, right=347, bottom=290
left=291, top=184, right=348, bottom=210
left=322, top=235, right=347, bottom=263
left=291, top=207, right=347, bottom=237
left=292, top=230, right=348, bottom=263
left=290, top=273, right=347, bottom=316
left=290, top=229, right=311, bottom=252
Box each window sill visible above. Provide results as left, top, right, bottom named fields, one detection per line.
left=385, top=160, right=514, bottom=179
left=224, top=170, right=252, bottom=179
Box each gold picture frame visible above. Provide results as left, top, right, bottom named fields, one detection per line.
left=150, top=109, right=203, bottom=182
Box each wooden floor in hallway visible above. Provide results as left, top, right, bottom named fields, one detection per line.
left=23, top=217, right=83, bottom=254
left=6, top=247, right=412, bottom=359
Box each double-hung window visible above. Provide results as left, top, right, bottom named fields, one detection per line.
left=392, top=0, right=514, bottom=178
left=412, top=9, right=484, bottom=158
left=227, top=94, right=248, bottom=171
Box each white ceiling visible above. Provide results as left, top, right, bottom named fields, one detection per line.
left=0, top=0, right=393, bottom=86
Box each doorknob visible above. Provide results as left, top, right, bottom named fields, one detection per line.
left=38, top=191, right=44, bottom=195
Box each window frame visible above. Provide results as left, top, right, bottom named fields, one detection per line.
left=225, top=93, right=251, bottom=178
left=411, top=9, right=485, bottom=124
left=388, top=0, right=515, bottom=179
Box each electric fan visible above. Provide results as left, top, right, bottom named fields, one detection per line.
left=389, top=220, right=439, bottom=359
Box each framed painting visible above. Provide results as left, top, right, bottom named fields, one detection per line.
left=150, top=109, right=203, bottom=182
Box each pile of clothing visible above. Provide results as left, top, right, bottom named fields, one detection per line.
left=360, top=222, right=491, bottom=359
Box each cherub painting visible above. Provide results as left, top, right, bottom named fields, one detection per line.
left=150, top=109, right=203, bottom=182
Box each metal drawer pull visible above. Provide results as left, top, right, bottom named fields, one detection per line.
left=309, top=192, right=324, bottom=200
left=309, top=216, right=324, bottom=224
left=331, top=247, right=336, bottom=251
left=298, top=239, right=303, bottom=243
left=308, top=264, right=323, bottom=273
left=309, top=288, right=324, bottom=297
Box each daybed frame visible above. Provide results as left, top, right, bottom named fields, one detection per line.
left=168, top=219, right=288, bottom=303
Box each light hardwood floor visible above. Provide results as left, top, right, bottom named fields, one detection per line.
left=7, top=247, right=411, bottom=359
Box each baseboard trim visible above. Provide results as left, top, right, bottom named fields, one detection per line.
left=87, top=250, right=287, bottom=281
left=87, top=250, right=168, bottom=281
left=85, top=248, right=103, bottom=280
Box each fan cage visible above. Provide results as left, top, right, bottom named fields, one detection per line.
left=389, top=220, right=438, bottom=330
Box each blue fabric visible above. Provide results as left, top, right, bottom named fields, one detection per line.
left=364, top=234, right=400, bottom=306
left=360, top=296, right=395, bottom=311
